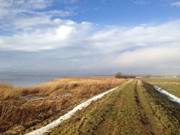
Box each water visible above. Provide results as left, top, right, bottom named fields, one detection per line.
left=0, top=72, right=109, bottom=87
left=0, top=73, right=63, bottom=87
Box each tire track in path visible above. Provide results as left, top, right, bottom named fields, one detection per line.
left=134, top=81, right=154, bottom=135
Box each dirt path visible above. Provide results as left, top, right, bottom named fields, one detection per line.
left=25, top=80, right=131, bottom=135
left=47, top=79, right=180, bottom=135
left=134, top=82, right=154, bottom=135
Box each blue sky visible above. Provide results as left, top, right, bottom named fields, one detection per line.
left=0, top=0, right=180, bottom=76
left=49, top=0, right=180, bottom=25
left=68, top=0, right=180, bottom=25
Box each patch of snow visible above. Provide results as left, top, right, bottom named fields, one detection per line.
left=25, top=87, right=118, bottom=135
left=154, top=86, right=180, bottom=104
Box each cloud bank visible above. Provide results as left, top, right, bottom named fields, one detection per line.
left=0, top=0, right=180, bottom=75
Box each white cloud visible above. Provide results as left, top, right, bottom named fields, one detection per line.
left=86, top=20, right=180, bottom=54
left=1, top=20, right=180, bottom=53
left=1, top=19, right=180, bottom=74
left=0, top=0, right=180, bottom=74
left=171, top=1, right=180, bottom=7
left=117, top=47, right=180, bottom=68
left=0, top=20, right=92, bottom=51
left=0, top=0, right=73, bottom=33
left=0, top=0, right=52, bottom=17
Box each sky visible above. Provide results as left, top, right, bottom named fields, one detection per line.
left=0, top=0, right=180, bottom=76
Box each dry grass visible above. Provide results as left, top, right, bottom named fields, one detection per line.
left=143, top=77, right=180, bottom=97
left=0, top=77, right=124, bottom=134
left=0, top=84, right=23, bottom=100
left=48, top=80, right=180, bottom=135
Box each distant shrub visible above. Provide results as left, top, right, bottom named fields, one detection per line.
left=114, top=73, right=136, bottom=79
left=114, top=72, right=123, bottom=78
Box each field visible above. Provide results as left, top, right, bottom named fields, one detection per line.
left=143, top=77, right=180, bottom=97
left=0, top=77, right=124, bottom=134
left=0, top=77, right=180, bottom=135
left=46, top=79, right=180, bottom=135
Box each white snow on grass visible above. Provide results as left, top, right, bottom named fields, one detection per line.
left=25, top=86, right=119, bottom=135
left=154, top=86, right=180, bottom=104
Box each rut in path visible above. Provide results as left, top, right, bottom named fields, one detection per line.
left=134, top=82, right=154, bottom=135
left=142, top=82, right=180, bottom=135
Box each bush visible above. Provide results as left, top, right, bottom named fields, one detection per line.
left=114, top=73, right=136, bottom=79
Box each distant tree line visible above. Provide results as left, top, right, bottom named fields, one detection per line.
left=114, top=72, right=136, bottom=79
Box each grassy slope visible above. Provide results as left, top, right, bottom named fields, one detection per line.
left=48, top=80, right=180, bottom=135
left=0, top=77, right=124, bottom=134
left=143, top=77, right=180, bottom=97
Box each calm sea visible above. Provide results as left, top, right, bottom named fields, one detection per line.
left=0, top=73, right=63, bottom=87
